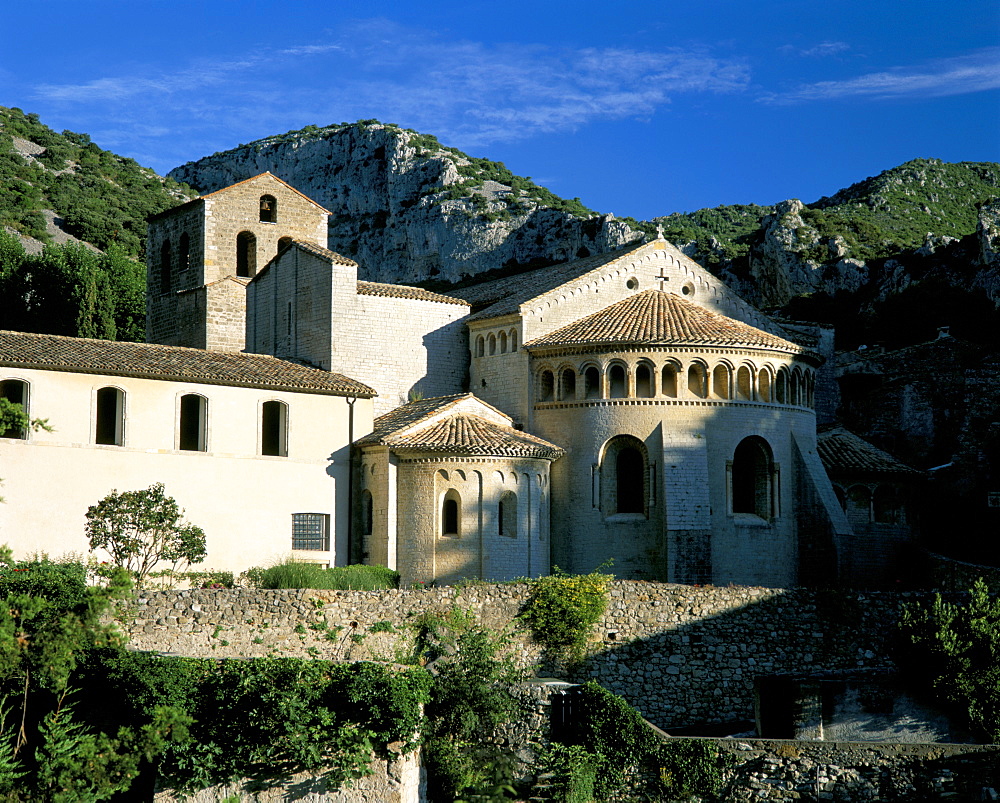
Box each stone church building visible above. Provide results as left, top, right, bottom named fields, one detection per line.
left=2, top=173, right=912, bottom=587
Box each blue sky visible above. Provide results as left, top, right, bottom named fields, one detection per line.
left=2, top=0, right=998, bottom=220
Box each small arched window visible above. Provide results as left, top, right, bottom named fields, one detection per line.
left=259, top=194, right=277, bottom=223
left=277, top=236, right=293, bottom=258
left=736, top=366, right=752, bottom=401
left=498, top=490, right=517, bottom=537
left=538, top=370, right=554, bottom=402
left=179, top=393, right=208, bottom=452
left=475, top=336, right=485, bottom=358
left=499, top=331, right=508, bottom=353
left=731, top=436, right=774, bottom=519
left=236, top=231, right=257, bottom=278
left=712, top=364, right=731, bottom=399
left=609, top=364, right=627, bottom=398
left=790, top=369, right=802, bottom=405
left=488, top=333, right=497, bottom=356
left=758, top=369, right=772, bottom=403
left=442, top=489, right=461, bottom=537
left=688, top=364, right=708, bottom=399
left=661, top=365, right=678, bottom=398
left=775, top=369, right=788, bottom=404
left=361, top=489, right=374, bottom=536
left=178, top=233, right=190, bottom=272
left=1, top=379, right=29, bottom=439
left=159, top=241, right=171, bottom=294
left=95, top=386, right=125, bottom=446
left=261, top=400, right=288, bottom=457
left=560, top=368, right=577, bottom=401
left=509, top=329, right=518, bottom=351
left=636, top=364, right=653, bottom=398
left=584, top=366, right=601, bottom=399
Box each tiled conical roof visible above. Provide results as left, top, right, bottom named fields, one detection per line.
left=525, top=289, right=804, bottom=353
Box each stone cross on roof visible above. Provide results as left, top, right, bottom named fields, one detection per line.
left=656, top=223, right=664, bottom=239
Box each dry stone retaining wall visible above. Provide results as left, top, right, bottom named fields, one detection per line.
left=120, top=581, right=908, bottom=729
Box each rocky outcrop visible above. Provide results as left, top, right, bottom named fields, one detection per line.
left=169, top=124, right=641, bottom=285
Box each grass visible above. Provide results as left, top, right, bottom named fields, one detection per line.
left=254, top=559, right=399, bottom=591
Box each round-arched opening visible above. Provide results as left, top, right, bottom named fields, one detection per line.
left=609, top=364, right=627, bottom=398
left=732, top=436, right=774, bottom=518
left=636, top=364, right=653, bottom=398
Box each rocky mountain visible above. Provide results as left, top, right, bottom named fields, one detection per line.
left=170, top=122, right=641, bottom=286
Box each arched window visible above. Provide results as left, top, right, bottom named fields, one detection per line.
left=538, top=370, right=554, bottom=402
left=179, top=393, right=207, bottom=452
left=661, top=365, right=678, bottom=398
left=277, top=236, right=293, bottom=257
left=498, top=490, right=517, bottom=537
left=736, top=366, right=752, bottom=401
left=475, top=336, right=485, bottom=358
left=731, top=436, right=774, bottom=519
left=261, top=400, right=288, bottom=456
left=790, top=368, right=802, bottom=405
left=847, top=485, right=872, bottom=525
left=712, top=364, right=731, bottom=399
left=1, top=379, right=29, bottom=439
left=584, top=366, right=601, bottom=399
left=560, top=368, right=576, bottom=401
left=236, top=231, right=256, bottom=278
left=178, top=233, right=190, bottom=272
left=159, top=241, right=171, bottom=294
left=775, top=368, right=788, bottom=404
left=442, top=489, right=461, bottom=537
left=499, top=331, right=508, bottom=353
left=688, top=364, right=708, bottom=399
left=609, top=364, right=627, bottom=398
left=488, top=333, right=497, bottom=356
left=636, top=364, right=653, bottom=398
left=95, top=386, right=124, bottom=446
left=758, top=369, right=772, bottom=403
left=361, top=489, right=374, bottom=536
left=873, top=485, right=904, bottom=525
left=259, top=194, right=277, bottom=223
left=509, top=329, right=518, bottom=351
left=601, top=435, right=648, bottom=516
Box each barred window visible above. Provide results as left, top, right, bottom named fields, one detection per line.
left=292, top=513, right=330, bottom=551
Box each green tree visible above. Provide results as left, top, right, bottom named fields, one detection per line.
left=85, top=484, right=207, bottom=586
left=897, top=578, right=1000, bottom=742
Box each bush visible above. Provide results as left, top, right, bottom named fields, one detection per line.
left=519, top=568, right=610, bottom=659
left=255, top=560, right=399, bottom=590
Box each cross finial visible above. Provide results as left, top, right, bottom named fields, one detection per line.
left=656, top=223, right=664, bottom=239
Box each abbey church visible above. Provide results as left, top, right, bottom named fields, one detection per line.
left=0, top=173, right=917, bottom=587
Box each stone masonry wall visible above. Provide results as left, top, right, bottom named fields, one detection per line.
left=119, top=582, right=912, bottom=730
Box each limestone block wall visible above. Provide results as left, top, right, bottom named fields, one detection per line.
left=330, top=293, right=469, bottom=416
left=468, top=317, right=531, bottom=423
left=120, top=583, right=918, bottom=730
left=147, top=204, right=205, bottom=346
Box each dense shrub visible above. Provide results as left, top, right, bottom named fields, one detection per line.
left=255, top=560, right=399, bottom=590
left=519, top=568, right=610, bottom=659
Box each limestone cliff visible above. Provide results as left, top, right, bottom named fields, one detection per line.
left=169, top=122, right=641, bottom=284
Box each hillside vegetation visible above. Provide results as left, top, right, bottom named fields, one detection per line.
left=0, top=106, right=196, bottom=257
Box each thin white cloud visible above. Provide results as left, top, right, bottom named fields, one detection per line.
left=799, top=41, right=850, bottom=58
left=763, top=47, right=1000, bottom=103
left=27, top=18, right=750, bottom=166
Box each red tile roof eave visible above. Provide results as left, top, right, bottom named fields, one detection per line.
left=371, top=443, right=564, bottom=460
left=525, top=338, right=819, bottom=362
left=0, top=358, right=376, bottom=398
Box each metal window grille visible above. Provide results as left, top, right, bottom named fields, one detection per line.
left=292, top=513, right=329, bottom=551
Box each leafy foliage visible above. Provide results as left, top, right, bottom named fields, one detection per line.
left=519, top=568, right=610, bottom=659
left=569, top=681, right=732, bottom=801
left=85, top=483, right=207, bottom=586
left=0, top=106, right=194, bottom=257
left=0, top=229, right=145, bottom=342
left=897, top=578, right=1000, bottom=742
left=423, top=621, right=527, bottom=801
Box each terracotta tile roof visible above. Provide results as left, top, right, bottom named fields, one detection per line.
left=525, top=289, right=805, bottom=353
left=357, top=281, right=470, bottom=306
left=292, top=240, right=357, bottom=266
left=355, top=393, right=563, bottom=459
left=0, top=331, right=375, bottom=397
left=446, top=244, right=646, bottom=319
left=817, top=427, right=922, bottom=478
